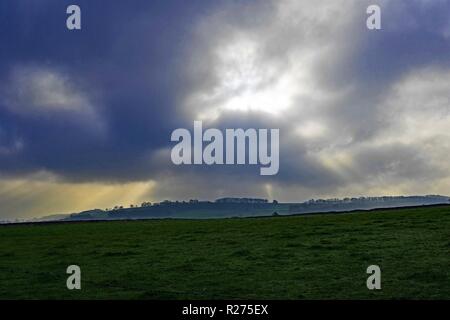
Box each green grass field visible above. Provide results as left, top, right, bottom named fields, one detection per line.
left=1, top=205, right=449, bottom=299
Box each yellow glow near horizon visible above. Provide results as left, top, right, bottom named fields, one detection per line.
left=0, top=176, right=156, bottom=219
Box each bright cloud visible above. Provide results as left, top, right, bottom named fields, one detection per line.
left=2, top=65, right=99, bottom=119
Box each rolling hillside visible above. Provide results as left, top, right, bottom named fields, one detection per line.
left=0, top=205, right=449, bottom=299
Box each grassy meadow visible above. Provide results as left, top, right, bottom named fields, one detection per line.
left=0, top=205, right=449, bottom=299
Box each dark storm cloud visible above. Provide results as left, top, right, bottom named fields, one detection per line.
left=0, top=0, right=221, bottom=182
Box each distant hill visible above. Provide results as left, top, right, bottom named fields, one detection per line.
left=57, top=195, right=450, bottom=222
left=65, top=202, right=290, bottom=221
left=32, top=213, right=72, bottom=222
left=289, top=195, right=450, bottom=214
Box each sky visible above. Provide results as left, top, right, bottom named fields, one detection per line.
left=1, top=0, right=450, bottom=219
